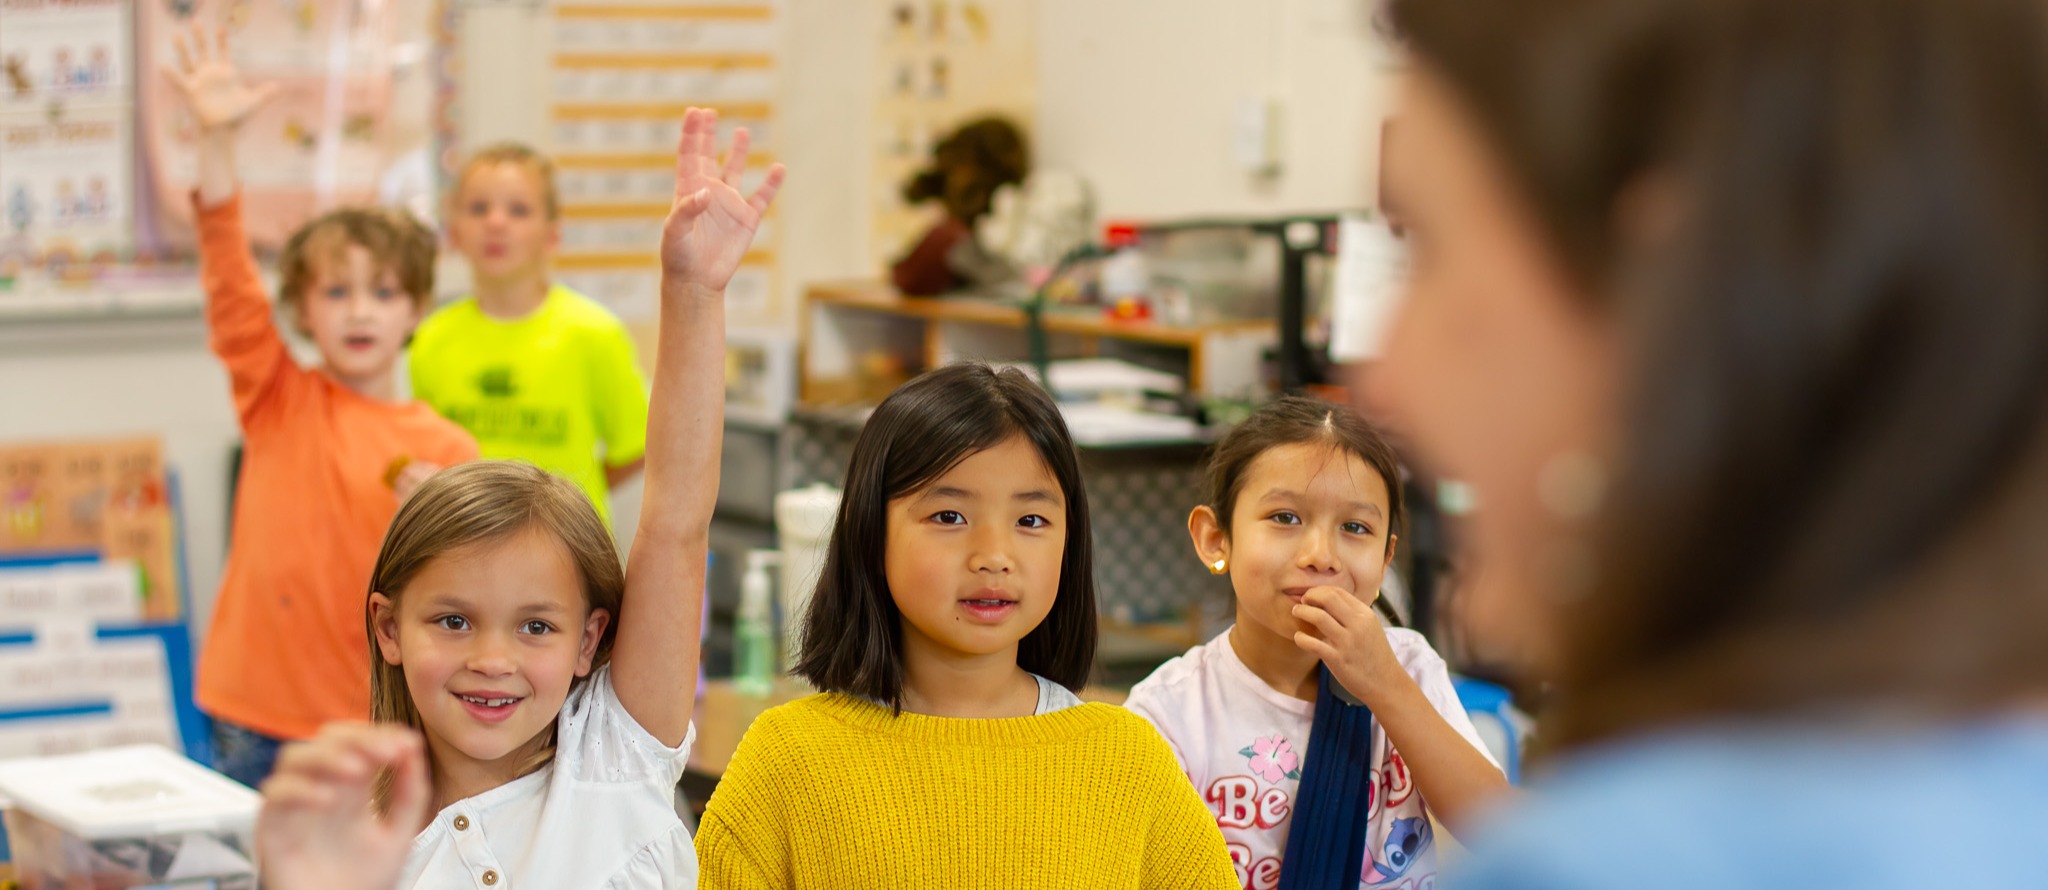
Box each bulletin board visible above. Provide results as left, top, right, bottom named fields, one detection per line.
left=0, top=437, right=181, bottom=622
left=546, top=0, right=783, bottom=328
left=0, top=0, right=452, bottom=319
left=0, top=435, right=205, bottom=764
left=870, top=0, right=1035, bottom=270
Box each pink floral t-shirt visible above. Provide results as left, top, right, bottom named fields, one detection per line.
left=1124, top=628, right=1497, bottom=890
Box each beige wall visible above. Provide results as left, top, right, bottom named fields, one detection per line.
left=0, top=0, right=1391, bottom=636
left=1034, top=0, right=1395, bottom=221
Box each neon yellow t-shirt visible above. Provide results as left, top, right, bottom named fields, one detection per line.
left=409, top=285, right=649, bottom=524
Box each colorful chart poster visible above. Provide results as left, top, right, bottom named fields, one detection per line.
left=0, top=0, right=134, bottom=295
left=0, top=0, right=131, bottom=105
left=0, top=437, right=181, bottom=621
left=548, top=0, right=782, bottom=328
left=136, top=0, right=439, bottom=252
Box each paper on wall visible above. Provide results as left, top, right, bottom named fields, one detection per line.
left=1328, top=212, right=1410, bottom=362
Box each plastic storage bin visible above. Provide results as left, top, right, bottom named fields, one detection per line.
left=0, top=744, right=259, bottom=889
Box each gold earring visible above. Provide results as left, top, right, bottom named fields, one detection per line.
left=1208, top=558, right=1228, bottom=575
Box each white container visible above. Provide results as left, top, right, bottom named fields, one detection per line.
left=774, top=483, right=842, bottom=669
left=0, top=744, right=259, bottom=888
left=1101, top=246, right=1151, bottom=303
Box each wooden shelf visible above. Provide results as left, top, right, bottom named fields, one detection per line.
left=802, top=280, right=1276, bottom=402
left=806, top=279, right=1271, bottom=347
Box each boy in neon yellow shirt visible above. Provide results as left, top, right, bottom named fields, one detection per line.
left=411, top=145, right=649, bottom=523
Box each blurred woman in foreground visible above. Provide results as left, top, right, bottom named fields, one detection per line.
left=1371, top=0, right=2048, bottom=885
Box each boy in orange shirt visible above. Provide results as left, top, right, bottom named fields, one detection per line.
left=164, top=25, right=478, bottom=787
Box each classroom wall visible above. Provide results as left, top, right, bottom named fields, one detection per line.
left=0, top=316, right=239, bottom=634
left=1034, top=0, right=1397, bottom=220
left=0, top=0, right=1391, bottom=639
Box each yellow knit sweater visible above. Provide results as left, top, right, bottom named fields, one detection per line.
left=695, top=693, right=1238, bottom=889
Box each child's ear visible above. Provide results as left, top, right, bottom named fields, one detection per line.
left=369, top=592, right=403, bottom=665
left=576, top=607, right=611, bottom=676
left=1187, top=505, right=1229, bottom=571
left=1383, top=533, right=1400, bottom=569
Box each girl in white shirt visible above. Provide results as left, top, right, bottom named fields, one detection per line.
left=1125, top=396, right=1510, bottom=889
left=255, top=106, right=783, bottom=890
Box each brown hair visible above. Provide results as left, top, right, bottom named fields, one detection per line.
left=1396, top=0, right=2048, bottom=746
left=1203, top=396, right=1407, bottom=625
left=455, top=142, right=561, bottom=221
left=277, top=207, right=437, bottom=316
left=1205, top=396, right=1406, bottom=555
left=365, top=461, right=623, bottom=798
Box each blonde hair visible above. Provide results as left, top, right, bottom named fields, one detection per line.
left=365, top=461, right=622, bottom=805
left=453, top=142, right=560, bottom=220
left=277, top=207, right=437, bottom=314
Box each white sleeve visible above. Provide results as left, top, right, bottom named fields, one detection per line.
left=1121, top=680, right=1193, bottom=776
left=553, top=665, right=696, bottom=785
left=1388, top=629, right=1503, bottom=772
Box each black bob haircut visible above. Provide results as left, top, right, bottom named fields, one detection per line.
left=792, top=363, right=1098, bottom=708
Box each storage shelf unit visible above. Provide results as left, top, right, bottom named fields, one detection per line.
left=800, top=280, right=1275, bottom=405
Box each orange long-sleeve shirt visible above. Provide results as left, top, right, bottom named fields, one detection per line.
left=193, top=195, right=477, bottom=741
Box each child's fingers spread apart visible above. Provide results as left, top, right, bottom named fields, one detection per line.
left=749, top=164, right=787, bottom=215
left=721, top=127, right=752, bottom=185
left=173, top=30, right=195, bottom=74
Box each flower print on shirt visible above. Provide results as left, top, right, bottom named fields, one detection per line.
left=1240, top=735, right=1301, bottom=784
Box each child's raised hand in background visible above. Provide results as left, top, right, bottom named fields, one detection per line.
left=256, top=723, right=428, bottom=890
left=660, top=107, right=787, bottom=294
left=1292, top=586, right=1410, bottom=708
left=161, top=24, right=279, bottom=135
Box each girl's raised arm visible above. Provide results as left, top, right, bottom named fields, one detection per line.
left=612, top=108, right=786, bottom=745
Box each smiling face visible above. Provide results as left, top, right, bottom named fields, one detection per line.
left=883, top=434, right=1066, bottom=666
left=295, top=244, right=424, bottom=392
left=370, top=524, right=608, bottom=778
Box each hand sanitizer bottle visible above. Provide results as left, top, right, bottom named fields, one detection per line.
left=736, top=549, right=778, bottom=698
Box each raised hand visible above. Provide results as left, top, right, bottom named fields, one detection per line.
left=256, top=723, right=430, bottom=890
left=162, top=23, right=279, bottom=135
left=660, top=107, right=787, bottom=294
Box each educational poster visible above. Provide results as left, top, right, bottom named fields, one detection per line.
left=0, top=0, right=131, bottom=108
left=137, top=0, right=440, bottom=253
left=0, top=106, right=134, bottom=283
left=548, top=0, right=782, bottom=330
left=0, top=437, right=181, bottom=621
left=0, top=561, right=182, bottom=757
left=0, top=0, right=135, bottom=296
left=871, top=0, right=1035, bottom=271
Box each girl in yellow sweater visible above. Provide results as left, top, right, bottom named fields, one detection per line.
left=695, top=364, right=1236, bottom=889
